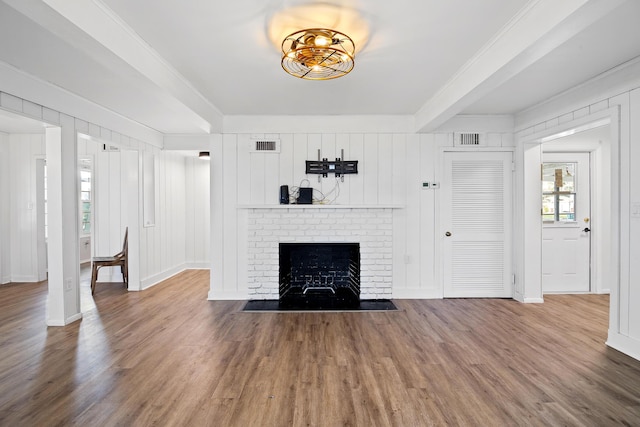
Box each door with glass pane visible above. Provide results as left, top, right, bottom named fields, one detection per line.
left=541, top=153, right=591, bottom=293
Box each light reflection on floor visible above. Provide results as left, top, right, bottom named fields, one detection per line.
left=80, top=262, right=97, bottom=312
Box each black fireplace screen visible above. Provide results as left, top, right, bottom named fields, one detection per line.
left=279, top=243, right=360, bottom=307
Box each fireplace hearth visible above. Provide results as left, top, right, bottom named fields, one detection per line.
left=279, top=243, right=360, bottom=308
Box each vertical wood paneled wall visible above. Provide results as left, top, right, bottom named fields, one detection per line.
left=629, top=89, right=640, bottom=351
left=211, top=132, right=456, bottom=299
left=0, top=128, right=208, bottom=288
left=0, top=132, right=10, bottom=284
left=78, top=139, right=209, bottom=287
left=231, top=133, right=430, bottom=206
left=0, top=91, right=209, bottom=323
left=185, top=157, right=210, bottom=267
left=2, top=133, right=45, bottom=282
left=140, top=150, right=186, bottom=285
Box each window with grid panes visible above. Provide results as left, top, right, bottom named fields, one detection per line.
left=542, top=162, right=576, bottom=222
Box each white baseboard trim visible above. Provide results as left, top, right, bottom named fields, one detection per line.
left=186, top=262, right=210, bottom=269
left=141, top=264, right=186, bottom=290
left=607, top=332, right=640, bottom=361
left=392, top=288, right=442, bottom=299
left=208, top=290, right=249, bottom=300
left=47, top=312, right=82, bottom=326
left=11, top=275, right=39, bottom=283
left=523, top=297, right=545, bottom=303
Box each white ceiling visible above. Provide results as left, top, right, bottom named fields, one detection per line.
left=0, top=0, right=639, bottom=134
left=464, top=0, right=640, bottom=114
left=96, top=0, right=528, bottom=116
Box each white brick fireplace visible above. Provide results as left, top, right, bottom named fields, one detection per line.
left=245, top=206, right=398, bottom=299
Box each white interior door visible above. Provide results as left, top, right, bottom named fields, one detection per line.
left=542, top=152, right=591, bottom=293
left=441, top=151, right=513, bottom=298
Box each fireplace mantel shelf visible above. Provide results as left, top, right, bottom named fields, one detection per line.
left=238, top=204, right=404, bottom=209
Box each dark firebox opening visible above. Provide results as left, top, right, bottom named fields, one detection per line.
left=279, top=243, right=360, bottom=309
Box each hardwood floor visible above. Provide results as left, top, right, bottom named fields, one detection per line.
left=1, top=271, right=639, bottom=426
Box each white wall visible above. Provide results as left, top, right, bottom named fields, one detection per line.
left=5, top=133, right=44, bottom=282
left=209, top=131, right=513, bottom=300
left=185, top=156, right=210, bottom=268
left=139, top=150, right=186, bottom=287
left=627, top=88, right=640, bottom=352
left=0, top=126, right=210, bottom=291
left=0, top=132, right=9, bottom=284
left=77, top=138, right=209, bottom=289
left=0, top=84, right=210, bottom=324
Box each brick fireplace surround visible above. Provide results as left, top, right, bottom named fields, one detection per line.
left=245, top=206, right=396, bottom=300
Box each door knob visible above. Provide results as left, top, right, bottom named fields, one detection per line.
left=582, top=227, right=591, bottom=232
left=445, top=231, right=452, bottom=237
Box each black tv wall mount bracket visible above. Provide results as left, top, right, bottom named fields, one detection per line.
left=305, top=149, right=358, bottom=182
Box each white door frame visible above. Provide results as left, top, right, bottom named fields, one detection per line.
left=437, top=146, right=515, bottom=298
left=516, top=107, right=618, bottom=303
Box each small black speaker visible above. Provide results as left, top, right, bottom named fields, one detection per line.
left=280, top=185, right=289, bottom=204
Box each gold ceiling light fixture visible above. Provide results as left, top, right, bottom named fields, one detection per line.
left=281, top=28, right=355, bottom=80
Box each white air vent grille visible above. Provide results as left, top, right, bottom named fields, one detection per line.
left=102, top=143, right=120, bottom=151
left=454, top=133, right=485, bottom=147
left=251, top=139, right=280, bottom=153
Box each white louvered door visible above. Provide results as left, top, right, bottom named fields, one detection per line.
left=441, top=151, right=513, bottom=298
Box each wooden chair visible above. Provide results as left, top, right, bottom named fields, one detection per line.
left=90, top=227, right=128, bottom=295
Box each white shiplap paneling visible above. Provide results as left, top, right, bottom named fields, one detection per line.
left=210, top=132, right=444, bottom=299
left=223, top=134, right=239, bottom=294
left=362, top=134, right=379, bottom=204
left=0, top=90, right=204, bottom=324
left=378, top=134, right=393, bottom=204
left=8, top=134, right=44, bottom=282
left=347, top=134, right=365, bottom=205
left=278, top=133, right=294, bottom=195
left=185, top=156, right=210, bottom=267
left=0, top=132, right=10, bottom=284
left=417, top=134, right=437, bottom=295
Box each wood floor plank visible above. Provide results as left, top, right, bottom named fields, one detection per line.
left=1, top=271, right=640, bottom=426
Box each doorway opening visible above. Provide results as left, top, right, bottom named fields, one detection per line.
left=519, top=111, right=616, bottom=304
left=541, top=124, right=610, bottom=294
left=79, top=158, right=93, bottom=263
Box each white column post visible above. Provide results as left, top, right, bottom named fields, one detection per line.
left=46, top=120, right=81, bottom=326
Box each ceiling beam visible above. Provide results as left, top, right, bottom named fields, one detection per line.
left=7, top=0, right=223, bottom=134
left=414, top=0, right=626, bottom=133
